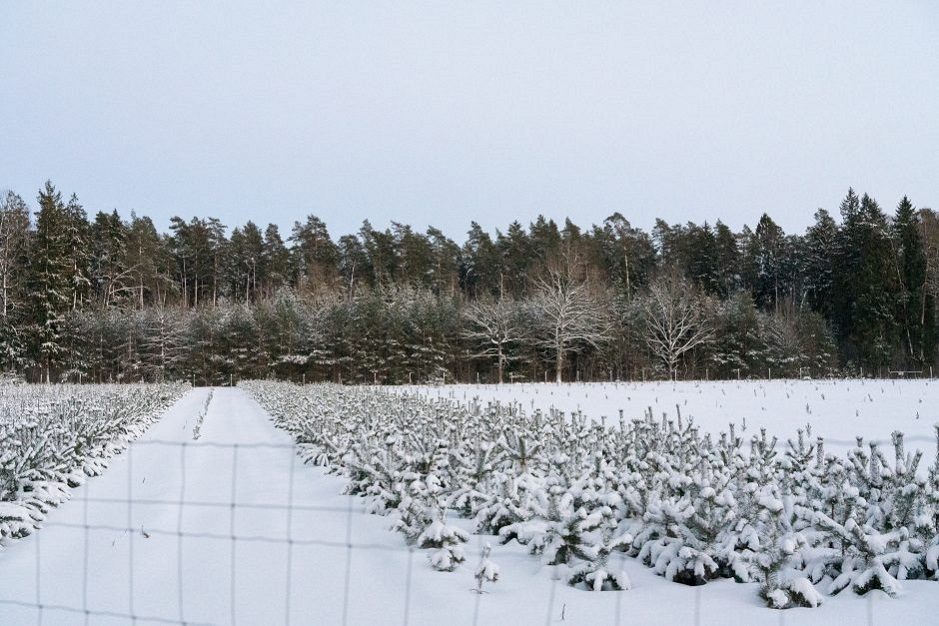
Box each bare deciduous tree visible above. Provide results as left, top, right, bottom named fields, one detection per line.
left=462, top=297, right=524, bottom=383
left=532, top=259, right=609, bottom=383
left=639, top=273, right=713, bottom=379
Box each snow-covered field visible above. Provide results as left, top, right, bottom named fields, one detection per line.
left=1, top=381, right=937, bottom=625
left=398, top=379, right=939, bottom=452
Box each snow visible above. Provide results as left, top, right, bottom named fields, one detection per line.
left=1, top=383, right=938, bottom=625
left=395, top=379, right=939, bottom=452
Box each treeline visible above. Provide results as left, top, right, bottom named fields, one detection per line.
left=0, top=182, right=936, bottom=384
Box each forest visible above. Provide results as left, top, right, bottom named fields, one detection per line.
left=0, top=182, right=935, bottom=384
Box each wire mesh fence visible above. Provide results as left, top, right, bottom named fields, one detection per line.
left=1, top=440, right=483, bottom=626
left=0, top=440, right=888, bottom=626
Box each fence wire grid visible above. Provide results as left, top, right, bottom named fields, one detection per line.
left=0, top=440, right=887, bottom=626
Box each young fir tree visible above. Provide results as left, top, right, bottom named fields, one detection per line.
left=473, top=543, right=500, bottom=593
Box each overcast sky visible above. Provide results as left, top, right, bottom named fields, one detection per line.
left=2, top=1, right=937, bottom=240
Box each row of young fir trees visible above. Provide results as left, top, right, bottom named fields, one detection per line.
left=0, top=182, right=935, bottom=384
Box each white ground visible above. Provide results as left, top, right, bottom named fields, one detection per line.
left=1, top=383, right=937, bottom=625
left=398, top=379, right=939, bottom=453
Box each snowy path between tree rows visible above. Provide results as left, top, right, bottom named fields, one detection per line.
left=1, top=387, right=938, bottom=625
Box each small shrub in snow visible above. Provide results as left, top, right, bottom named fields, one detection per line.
left=419, top=515, right=469, bottom=571
left=473, top=544, right=500, bottom=593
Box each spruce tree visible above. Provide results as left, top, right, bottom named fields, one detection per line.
left=833, top=190, right=900, bottom=369
left=753, top=214, right=786, bottom=311
left=29, top=182, right=74, bottom=381
left=894, top=197, right=929, bottom=366
left=803, top=209, right=838, bottom=318
left=460, top=221, right=501, bottom=298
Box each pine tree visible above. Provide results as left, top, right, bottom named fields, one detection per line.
left=496, top=221, right=533, bottom=298
left=125, top=213, right=173, bottom=308
left=227, top=221, right=265, bottom=302
left=460, top=221, right=501, bottom=298
left=261, top=223, right=291, bottom=298
left=290, top=215, right=339, bottom=293
left=426, top=227, right=461, bottom=297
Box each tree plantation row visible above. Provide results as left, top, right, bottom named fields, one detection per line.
left=243, top=381, right=939, bottom=607
left=1, top=183, right=935, bottom=382
left=0, top=383, right=188, bottom=541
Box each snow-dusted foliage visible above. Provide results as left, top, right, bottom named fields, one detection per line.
left=474, top=543, right=500, bottom=593
left=242, top=381, right=939, bottom=607
left=0, top=382, right=187, bottom=543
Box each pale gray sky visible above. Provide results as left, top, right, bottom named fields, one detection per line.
left=2, top=1, right=937, bottom=239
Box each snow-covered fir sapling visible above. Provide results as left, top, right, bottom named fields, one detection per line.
left=417, top=473, right=469, bottom=571
left=473, top=543, right=500, bottom=593
left=393, top=472, right=432, bottom=545
left=474, top=473, right=535, bottom=536
left=821, top=514, right=904, bottom=597
left=755, top=484, right=823, bottom=608
left=502, top=455, right=606, bottom=567
left=717, top=429, right=777, bottom=583
left=813, top=436, right=907, bottom=597
left=450, top=441, right=495, bottom=519
left=419, top=511, right=469, bottom=571
left=634, top=421, right=734, bottom=586
left=915, top=424, right=939, bottom=579
left=347, top=434, right=406, bottom=515
left=568, top=520, right=633, bottom=591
